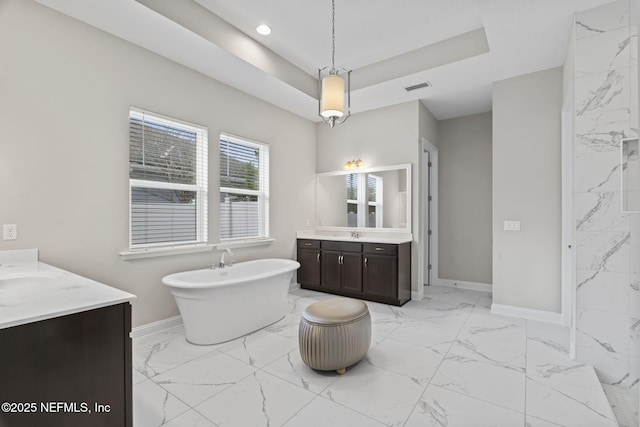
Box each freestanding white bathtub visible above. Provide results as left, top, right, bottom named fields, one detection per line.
left=162, top=259, right=300, bottom=345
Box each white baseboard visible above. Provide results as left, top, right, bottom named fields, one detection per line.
left=491, top=303, right=562, bottom=324
left=434, top=278, right=492, bottom=293
left=131, top=315, right=183, bottom=339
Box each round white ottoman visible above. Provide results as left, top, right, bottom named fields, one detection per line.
left=299, top=297, right=371, bottom=374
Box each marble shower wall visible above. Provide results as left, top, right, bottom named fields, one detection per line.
left=574, top=0, right=640, bottom=392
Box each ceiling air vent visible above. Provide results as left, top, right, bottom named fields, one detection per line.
left=404, top=81, right=432, bottom=92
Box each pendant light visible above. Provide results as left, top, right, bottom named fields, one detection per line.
left=318, top=0, right=351, bottom=127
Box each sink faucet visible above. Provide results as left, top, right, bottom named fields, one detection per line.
left=351, top=230, right=360, bottom=239
left=218, top=248, right=234, bottom=268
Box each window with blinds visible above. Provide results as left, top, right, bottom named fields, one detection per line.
left=219, top=133, right=269, bottom=240
left=128, top=108, right=208, bottom=249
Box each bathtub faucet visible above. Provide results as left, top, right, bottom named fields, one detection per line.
left=218, top=248, right=234, bottom=268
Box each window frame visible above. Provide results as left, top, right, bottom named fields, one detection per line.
left=128, top=107, right=208, bottom=251
left=219, top=132, right=270, bottom=242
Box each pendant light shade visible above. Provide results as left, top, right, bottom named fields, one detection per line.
left=320, top=74, right=345, bottom=118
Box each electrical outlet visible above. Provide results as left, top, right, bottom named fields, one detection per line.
left=3, top=224, right=17, bottom=240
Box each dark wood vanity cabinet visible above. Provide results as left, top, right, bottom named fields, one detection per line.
left=321, top=241, right=363, bottom=293
left=0, top=303, right=133, bottom=427
left=297, top=239, right=321, bottom=286
left=297, top=238, right=411, bottom=306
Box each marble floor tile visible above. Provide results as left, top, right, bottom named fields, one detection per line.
left=405, top=385, right=524, bottom=427
left=151, top=349, right=257, bottom=406
left=286, top=295, right=326, bottom=315
left=526, top=338, right=600, bottom=390
left=526, top=375, right=618, bottom=427
left=526, top=320, right=570, bottom=354
left=431, top=287, right=486, bottom=306
left=134, top=326, right=218, bottom=378
left=283, top=396, right=386, bottom=427
left=217, top=329, right=298, bottom=368
left=262, top=349, right=339, bottom=394
left=386, top=319, right=458, bottom=353
left=196, top=370, right=315, bottom=427
left=160, top=409, right=217, bottom=427
left=448, top=333, right=526, bottom=372
left=264, top=312, right=301, bottom=340
left=364, top=338, right=446, bottom=386
left=320, top=362, right=425, bottom=426
left=133, top=379, right=190, bottom=427
left=365, top=300, right=410, bottom=319
left=461, top=312, right=527, bottom=345
left=132, top=285, right=619, bottom=427
left=368, top=309, right=407, bottom=340
left=603, top=383, right=640, bottom=427
left=132, top=367, right=148, bottom=385
left=525, top=415, right=565, bottom=426
left=403, top=299, right=474, bottom=330
left=431, top=352, right=526, bottom=413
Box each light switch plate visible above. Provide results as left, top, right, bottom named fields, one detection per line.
left=3, top=224, right=17, bottom=240
left=504, top=220, right=520, bottom=231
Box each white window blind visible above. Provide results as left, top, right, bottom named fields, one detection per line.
left=219, top=133, right=269, bottom=240
left=129, top=107, right=208, bottom=249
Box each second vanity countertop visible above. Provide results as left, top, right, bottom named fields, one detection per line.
left=296, top=231, right=412, bottom=245
left=0, top=249, right=136, bottom=330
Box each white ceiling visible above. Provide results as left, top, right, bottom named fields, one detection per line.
left=34, top=0, right=615, bottom=121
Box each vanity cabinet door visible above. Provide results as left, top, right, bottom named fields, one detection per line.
left=363, top=253, right=398, bottom=299
left=321, top=250, right=342, bottom=290
left=341, top=252, right=363, bottom=293
left=0, top=303, right=132, bottom=427
left=297, top=249, right=320, bottom=286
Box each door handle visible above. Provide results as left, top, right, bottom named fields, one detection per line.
left=339, top=255, right=344, bottom=265
left=317, top=253, right=320, bottom=263
left=364, top=257, right=368, bottom=267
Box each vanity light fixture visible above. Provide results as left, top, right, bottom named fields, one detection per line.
left=256, top=24, right=271, bottom=35
left=319, top=0, right=351, bottom=127
left=344, top=159, right=364, bottom=170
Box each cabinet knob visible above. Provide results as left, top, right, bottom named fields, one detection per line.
left=364, top=257, right=368, bottom=267
left=375, top=247, right=384, bottom=251
left=317, top=253, right=320, bottom=263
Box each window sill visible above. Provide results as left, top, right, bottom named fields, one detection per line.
left=120, top=244, right=214, bottom=260
left=215, top=238, right=275, bottom=250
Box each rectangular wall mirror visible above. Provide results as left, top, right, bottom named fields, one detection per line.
left=622, top=137, right=640, bottom=213
left=316, top=164, right=411, bottom=232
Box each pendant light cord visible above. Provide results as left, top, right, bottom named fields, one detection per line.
left=331, top=0, right=336, bottom=71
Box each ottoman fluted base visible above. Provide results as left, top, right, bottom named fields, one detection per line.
left=299, top=298, right=371, bottom=374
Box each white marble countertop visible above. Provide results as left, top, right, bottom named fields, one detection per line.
left=0, top=249, right=136, bottom=329
left=296, top=231, right=413, bottom=244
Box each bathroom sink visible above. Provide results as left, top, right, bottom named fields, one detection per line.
left=0, top=271, right=62, bottom=290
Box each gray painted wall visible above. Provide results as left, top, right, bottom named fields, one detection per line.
left=0, top=0, right=317, bottom=327
left=492, top=67, right=563, bottom=312
left=438, top=112, right=492, bottom=284
left=316, top=101, right=439, bottom=295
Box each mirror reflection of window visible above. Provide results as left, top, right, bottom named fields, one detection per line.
left=346, top=173, right=384, bottom=228
left=367, top=174, right=383, bottom=228
left=346, top=173, right=358, bottom=227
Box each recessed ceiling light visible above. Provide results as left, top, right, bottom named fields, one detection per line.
left=256, top=24, right=271, bottom=36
